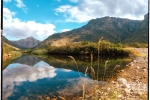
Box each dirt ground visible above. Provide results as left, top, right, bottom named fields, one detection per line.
left=119, top=48, right=148, bottom=83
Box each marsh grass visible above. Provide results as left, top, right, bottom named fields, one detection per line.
left=66, top=37, right=124, bottom=100
left=123, top=48, right=147, bottom=57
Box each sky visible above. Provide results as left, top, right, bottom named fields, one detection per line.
left=3, top=0, right=148, bottom=41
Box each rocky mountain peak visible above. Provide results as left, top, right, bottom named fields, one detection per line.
left=12, top=36, right=41, bottom=48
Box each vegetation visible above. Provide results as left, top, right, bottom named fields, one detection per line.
left=123, top=42, right=148, bottom=48
left=32, top=40, right=129, bottom=57
left=3, top=43, right=22, bottom=58
left=31, top=49, right=48, bottom=55
left=2, top=43, right=22, bottom=69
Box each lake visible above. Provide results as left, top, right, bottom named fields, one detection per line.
left=2, top=54, right=131, bottom=100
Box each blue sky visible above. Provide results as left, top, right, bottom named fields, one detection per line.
left=3, top=0, right=148, bottom=41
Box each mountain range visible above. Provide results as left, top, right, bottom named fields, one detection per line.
left=2, top=13, right=148, bottom=49
left=36, top=13, right=148, bottom=48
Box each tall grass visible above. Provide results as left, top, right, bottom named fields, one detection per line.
left=66, top=37, right=125, bottom=100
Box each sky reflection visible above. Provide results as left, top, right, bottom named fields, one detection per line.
left=3, top=61, right=57, bottom=99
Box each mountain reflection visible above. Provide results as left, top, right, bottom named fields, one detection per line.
left=13, top=54, right=42, bottom=66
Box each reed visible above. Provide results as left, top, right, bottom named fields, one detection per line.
left=67, top=37, right=124, bottom=100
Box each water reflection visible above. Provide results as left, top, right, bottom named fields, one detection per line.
left=3, top=61, right=57, bottom=99
left=13, top=54, right=42, bottom=66
left=3, top=55, right=131, bottom=100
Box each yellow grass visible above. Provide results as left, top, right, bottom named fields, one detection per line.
left=123, top=48, right=147, bottom=57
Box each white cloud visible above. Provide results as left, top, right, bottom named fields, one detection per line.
left=61, top=68, right=71, bottom=72
left=55, top=0, right=148, bottom=23
left=3, top=62, right=57, bottom=99
left=3, top=0, right=12, bottom=2
left=56, top=5, right=71, bottom=13
left=3, top=8, right=56, bottom=40
left=60, top=28, right=71, bottom=32
left=15, top=0, right=26, bottom=8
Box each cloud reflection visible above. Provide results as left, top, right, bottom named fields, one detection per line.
left=3, top=61, right=57, bottom=99
left=59, top=77, right=106, bottom=95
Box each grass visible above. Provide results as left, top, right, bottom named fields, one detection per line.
left=66, top=37, right=124, bottom=100
left=31, top=49, right=48, bottom=55
left=123, top=48, right=147, bottom=57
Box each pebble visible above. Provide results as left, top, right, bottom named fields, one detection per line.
left=122, top=84, right=130, bottom=88
left=133, top=60, right=137, bottom=63
left=126, top=65, right=129, bottom=67
left=117, top=78, right=127, bottom=84
left=121, top=70, right=124, bottom=72
left=124, top=88, right=130, bottom=94
left=45, top=97, right=50, bottom=100
left=142, top=69, right=147, bottom=72
left=129, top=62, right=134, bottom=66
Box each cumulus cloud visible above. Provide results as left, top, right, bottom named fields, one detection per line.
left=3, top=62, right=57, bottom=98
left=55, top=0, right=148, bottom=23
left=15, top=0, right=26, bottom=8
left=3, top=8, right=56, bottom=40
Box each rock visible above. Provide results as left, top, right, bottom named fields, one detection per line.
left=111, top=81, right=115, bottom=83
left=117, top=78, right=127, bottom=84
left=133, top=60, right=137, bottom=63
left=51, top=97, right=57, bottom=100
left=45, top=96, right=50, bottom=100
left=106, top=87, right=110, bottom=91
left=136, top=92, right=142, bottom=96
left=129, top=62, right=134, bottom=66
left=121, top=70, right=124, bottom=72
left=124, top=88, right=130, bottom=94
left=122, top=84, right=130, bottom=88
left=118, top=94, right=122, bottom=98
left=126, top=65, right=129, bottom=67
left=142, top=69, right=147, bottom=72
left=137, top=66, right=140, bottom=69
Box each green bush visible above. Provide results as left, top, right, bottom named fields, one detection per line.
left=31, top=49, right=48, bottom=55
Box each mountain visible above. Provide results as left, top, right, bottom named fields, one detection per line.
left=12, top=36, right=41, bottom=49
left=2, top=35, right=22, bottom=50
left=122, top=13, right=148, bottom=44
left=36, top=13, right=148, bottom=48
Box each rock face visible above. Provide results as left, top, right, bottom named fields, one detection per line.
left=12, top=36, right=41, bottom=48
left=36, top=13, right=148, bottom=48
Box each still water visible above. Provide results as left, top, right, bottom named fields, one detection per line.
left=3, top=54, right=131, bottom=100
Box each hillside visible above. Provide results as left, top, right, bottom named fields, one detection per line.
left=2, top=35, right=22, bottom=50
left=2, top=36, right=22, bottom=60
left=12, top=36, right=41, bottom=49
left=122, top=13, right=148, bottom=43
left=36, top=13, right=148, bottom=48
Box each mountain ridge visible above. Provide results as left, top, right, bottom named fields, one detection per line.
left=36, top=13, right=148, bottom=48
